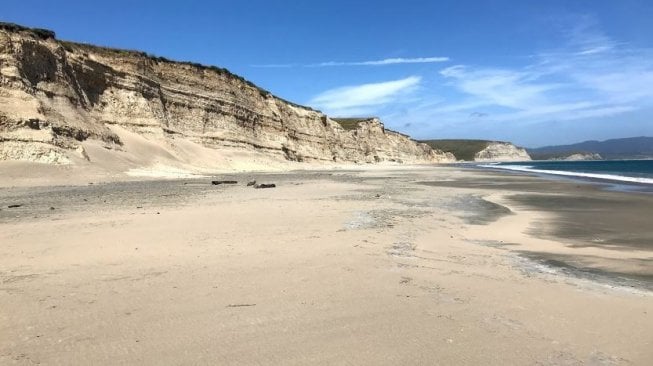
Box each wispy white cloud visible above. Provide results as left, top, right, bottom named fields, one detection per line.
left=566, top=14, right=618, bottom=56
left=252, top=57, right=449, bottom=68
left=439, top=65, right=560, bottom=109
left=309, top=76, right=421, bottom=116
left=427, top=17, right=653, bottom=128
left=575, top=46, right=612, bottom=56
left=311, top=57, right=449, bottom=67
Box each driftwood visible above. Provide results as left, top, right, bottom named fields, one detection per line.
left=211, top=180, right=238, bottom=185
left=254, top=184, right=276, bottom=189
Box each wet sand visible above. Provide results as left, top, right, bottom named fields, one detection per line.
left=1, top=165, right=651, bottom=364
left=422, top=169, right=653, bottom=287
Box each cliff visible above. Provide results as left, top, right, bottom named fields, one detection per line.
left=421, top=139, right=531, bottom=162
left=560, top=153, right=602, bottom=161
left=523, top=152, right=602, bottom=161
left=0, top=23, right=454, bottom=172
left=473, top=142, right=531, bottom=162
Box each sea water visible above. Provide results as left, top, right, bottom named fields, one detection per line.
left=479, top=160, right=653, bottom=185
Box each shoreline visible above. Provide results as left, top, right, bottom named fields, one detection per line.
left=424, top=166, right=653, bottom=287
left=1, top=165, right=651, bottom=364
left=467, top=160, right=653, bottom=193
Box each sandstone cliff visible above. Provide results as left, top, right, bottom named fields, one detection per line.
left=561, top=153, right=602, bottom=161
left=0, top=23, right=454, bottom=172
left=473, top=142, right=531, bottom=162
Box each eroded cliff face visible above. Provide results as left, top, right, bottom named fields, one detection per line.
left=0, top=25, right=454, bottom=170
left=561, top=153, right=602, bottom=161
left=474, top=142, right=531, bottom=162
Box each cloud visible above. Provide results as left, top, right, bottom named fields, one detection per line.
left=252, top=57, right=449, bottom=68
left=439, top=65, right=559, bottom=109
left=430, top=17, right=653, bottom=127
left=309, top=76, right=421, bottom=116
left=566, top=14, right=618, bottom=56
left=311, top=57, right=449, bottom=67
left=575, top=46, right=612, bottom=56
left=380, top=16, right=653, bottom=146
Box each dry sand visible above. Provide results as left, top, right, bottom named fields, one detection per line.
left=0, top=166, right=651, bottom=365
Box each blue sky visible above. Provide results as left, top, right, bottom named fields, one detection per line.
left=3, top=0, right=653, bottom=147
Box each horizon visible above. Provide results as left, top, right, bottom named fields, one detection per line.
left=3, top=0, right=652, bottom=147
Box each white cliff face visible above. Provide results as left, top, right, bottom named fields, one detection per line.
left=562, top=153, right=602, bottom=161
left=0, top=26, right=455, bottom=168
left=474, top=142, right=531, bottom=162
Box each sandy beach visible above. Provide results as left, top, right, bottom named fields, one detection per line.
left=1, top=165, right=652, bottom=365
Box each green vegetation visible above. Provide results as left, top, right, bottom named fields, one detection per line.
left=332, top=118, right=375, bottom=130
left=421, top=139, right=497, bottom=161
left=0, top=22, right=55, bottom=40
left=385, top=128, right=411, bottom=139
left=60, top=41, right=149, bottom=58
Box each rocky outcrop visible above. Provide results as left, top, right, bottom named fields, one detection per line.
left=473, top=142, right=531, bottom=162
left=561, top=153, right=602, bottom=161
left=0, top=23, right=454, bottom=168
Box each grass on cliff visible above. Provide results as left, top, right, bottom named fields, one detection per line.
left=0, top=22, right=55, bottom=40
left=332, top=118, right=374, bottom=130
left=421, top=139, right=497, bottom=161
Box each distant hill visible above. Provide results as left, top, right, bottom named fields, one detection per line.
left=528, top=137, right=653, bottom=160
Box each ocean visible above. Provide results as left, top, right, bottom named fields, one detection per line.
left=479, top=160, right=653, bottom=186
